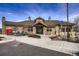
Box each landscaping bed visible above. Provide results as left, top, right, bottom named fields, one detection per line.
left=15, top=32, right=28, bottom=36
left=0, top=36, right=5, bottom=41
left=14, top=31, right=41, bottom=39
left=49, top=36, right=62, bottom=41
left=67, top=38, right=79, bottom=43
left=49, top=35, right=79, bottom=43
left=0, top=36, right=12, bottom=41
left=28, top=34, right=41, bottom=39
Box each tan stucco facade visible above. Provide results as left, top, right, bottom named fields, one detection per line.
left=2, top=16, right=75, bottom=38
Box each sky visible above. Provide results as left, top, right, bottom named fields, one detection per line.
left=0, top=3, right=79, bottom=28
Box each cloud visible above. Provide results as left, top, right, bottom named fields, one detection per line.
left=0, top=11, right=13, bottom=15
left=0, top=3, right=79, bottom=23
left=7, top=12, right=13, bottom=15
left=0, top=20, right=2, bottom=28
left=62, top=14, right=79, bottom=23
left=17, top=19, right=25, bottom=22
left=69, top=14, right=79, bottom=22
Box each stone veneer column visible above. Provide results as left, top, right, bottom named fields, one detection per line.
left=55, top=26, right=59, bottom=36
left=25, top=27, right=28, bottom=33
left=17, top=27, right=23, bottom=33
left=43, top=27, right=46, bottom=35
left=64, top=27, right=67, bottom=37
left=71, top=26, right=75, bottom=38
left=51, top=28, right=55, bottom=36
left=33, top=27, right=36, bottom=34
left=71, top=26, right=74, bottom=32
left=2, top=16, right=6, bottom=34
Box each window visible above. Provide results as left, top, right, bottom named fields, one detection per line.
left=61, top=28, right=71, bottom=32
left=66, top=28, right=70, bottom=32
left=28, top=27, right=33, bottom=32
left=61, top=28, right=65, bottom=32
left=47, top=28, right=52, bottom=31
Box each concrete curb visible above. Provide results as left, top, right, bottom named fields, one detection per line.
left=0, top=38, right=15, bottom=44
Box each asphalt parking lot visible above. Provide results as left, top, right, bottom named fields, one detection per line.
left=0, top=41, right=71, bottom=56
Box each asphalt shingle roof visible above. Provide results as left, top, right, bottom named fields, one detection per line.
left=5, top=17, right=74, bottom=27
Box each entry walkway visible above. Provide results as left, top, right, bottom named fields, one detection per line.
left=0, top=34, right=79, bottom=55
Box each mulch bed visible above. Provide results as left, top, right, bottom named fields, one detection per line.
left=49, top=36, right=79, bottom=43
left=28, top=34, right=41, bottom=39
left=49, top=36, right=62, bottom=41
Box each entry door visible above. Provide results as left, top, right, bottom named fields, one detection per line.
left=36, top=26, right=43, bottom=34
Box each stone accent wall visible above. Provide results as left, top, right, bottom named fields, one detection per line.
left=24, top=27, right=28, bottom=33
left=55, top=26, right=60, bottom=36
left=59, top=25, right=76, bottom=38
left=43, top=27, right=51, bottom=35
left=17, top=27, right=23, bottom=33
left=51, top=28, right=56, bottom=36
left=43, top=27, right=46, bottom=35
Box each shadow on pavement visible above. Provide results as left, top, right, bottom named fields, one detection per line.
left=75, top=52, right=79, bottom=56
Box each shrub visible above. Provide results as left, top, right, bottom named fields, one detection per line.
left=20, top=31, right=28, bottom=36
left=61, top=37, right=79, bottom=43
left=15, top=31, right=28, bottom=36
left=15, top=31, right=21, bottom=36
left=21, top=31, right=25, bottom=36
left=28, top=34, right=41, bottom=39
left=49, top=36, right=57, bottom=40
left=0, top=32, right=2, bottom=34
left=49, top=36, right=62, bottom=40
left=16, top=31, right=20, bottom=34
left=0, top=36, right=4, bottom=41
left=73, top=37, right=79, bottom=43
left=0, top=37, right=4, bottom=38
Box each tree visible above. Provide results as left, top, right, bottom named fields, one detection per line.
left=74, top=16, right=79, bottom=32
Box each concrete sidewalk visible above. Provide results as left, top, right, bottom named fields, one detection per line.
left=0, top=35, right=15, bottom=44
left=0, top=35, right=79, bottom=55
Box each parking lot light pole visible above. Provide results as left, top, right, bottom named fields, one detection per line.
left=67, top=3, right=70, bottom=41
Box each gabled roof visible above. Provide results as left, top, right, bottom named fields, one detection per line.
left=5, top=17, right=75, bottom=27
left=34, top=17, right=45, bottom=22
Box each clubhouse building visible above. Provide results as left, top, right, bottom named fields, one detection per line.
left=2, top=16, right=75, bottom=38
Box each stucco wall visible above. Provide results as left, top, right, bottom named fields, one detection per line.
left=17, top=27, right=23, bottom=33
left=5, top=25, right=76, bottom=38
left=33, top=27, right=36, bottom=34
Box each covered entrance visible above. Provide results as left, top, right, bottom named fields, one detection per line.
left=36, top=26, right=43, bottom=34
left=33, top=17, right=47, bottom=34
left=33, top=23, right=46, bottom=34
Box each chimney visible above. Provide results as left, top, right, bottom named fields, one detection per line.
left=2, top=16, right=6, bottom=34
left=48, top=16, right=51, bottom=20
left=28, top=16, right=31, bottom=21
left=2, top=16, right=5, bottom=22
left=2, top=16, right=5, bottom=23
